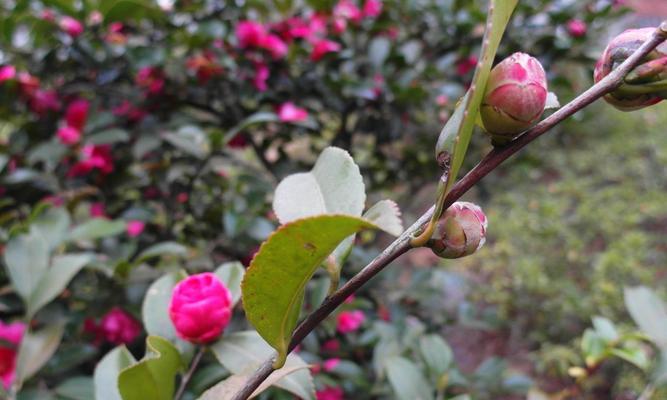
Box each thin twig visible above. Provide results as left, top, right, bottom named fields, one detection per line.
left=230, top=22, right=667, bottom=400
left=175, top=346, right=206, bottom=400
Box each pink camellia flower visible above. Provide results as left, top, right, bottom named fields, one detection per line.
left=57, top=125, right=81, bottom=145
left=168, top=272, right=233, bottom=344
left=322, top=339, right=340, bottom=352
left=59, top=16, right=84, bottom=37
left=311, top=39, right=342, bottom=62
left=99, top=308, right=141, bottom=344
left=308, top=14, right=329, bottom=38
left=336, top=310, right=365, bottom=333
left=316, top=386, right=344, bottom=400
left=89, top=202, right=106, bottom=218
left=480, top=52, right=547, bottom=141
left=65, top=99, right=90, bottom=130
left=40, top=9, right=56, bottom=22
left=456, top=55, right=478, bottom=76
left=334, top=0, right=363, bottom=23
left=362, top=0, right=383, bottom=18
left=323, top=358, right=340, bottom=372
left=281, top=17, right=312, bottom=40
left=0, top=65, right=16, bottom=83
left=28, top=89, right=61, bottom=115
left=261, top=34, right=289, bottom=59
left=112, top=100, right=147, bottom=123
left=0, top=320, right=26, bottom=390
left=176, top=192, right=189, bottom=203
left=136, top=66, right=165, bottom=95
left=277, top=102, right=309, bottom=122
left=430, top=201, right=488, bottom=259
left=126, top=220, right=145, bottom=237
left=236, top=20, right=267, bottom=48
left=68, top=144, right=114, bottom=177
left=17, top=72, right=40, bottom=96
left=566, top=19, right=587, bottom=38
left=88, top=10, right=103, bottom=26
left=253, top=62, right=270, bottom=92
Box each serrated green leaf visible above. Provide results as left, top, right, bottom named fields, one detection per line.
left=94, top=346, right=136, bottom=400
left=624, top=286, right=667, bottom=350
left=241, top=214, right=378, bottom=367
left=385, top=356, right=434, bottom=400
left=210, top=331, right=315, bottom=399
left=214, top=262, right=245, bottom=306
left=69, top=219, right=127, bottom=241
left=118, top=336, right=183, bottom=400
left=362, top=199, right=403, bottom=236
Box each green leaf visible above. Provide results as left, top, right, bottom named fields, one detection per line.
left=16, top=324, right=65, bottom=384
left=241, top=215, right=377, bottom=367
left=581, top=329, right=607, bottom=366
left=163, top=126, right=210, bottom=159
left=624, top=286, right=667, bottom=350
left=69, top=219, right=127, bottom=241
left=101, top=0, right=165, bottom=22
left=210, top=331, right=315, bottom=399
left=4, top=230, right=49, bottom=300
left=94, top=346, right=136, bottom=400
left=214, top=262, right=245, bottom=306
left=592, top=316, right=619, bottom=342
left=54, top=376, right=94, bottom=400
left=32, top=207, right=70, bottom=251
left=385, top=356, right=434, bottom=400
left=224, top=112, right=280, bottom=145
left=435, top=0, right=518, bottom=190
left=199, top=365, right=310, bottom=400
left=273, top=147, right=365, bottom=224
left=118, top=336, right=183, bottom=400
left=27, top=253, right=94, bottom=318
left=141, top=271, right=193, bottom=353
left=610, top=341, right=649, bottom=370
left=136, top=242, right=188, bottom=262
left=369, top=36, right=391, bottom=68
left=362, top=199, right=403, bottom=236
left=419, top=334, right=453, bottom=377
left=86, top=129, right=130, bottom=145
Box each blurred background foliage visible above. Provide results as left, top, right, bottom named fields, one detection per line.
left=1, top=0, right=666, bottom=399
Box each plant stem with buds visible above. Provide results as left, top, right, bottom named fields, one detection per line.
left=230, top=21, right=667, bottom=400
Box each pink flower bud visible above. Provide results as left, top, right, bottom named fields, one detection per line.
left=566, top=19, right=587, bottom=38
left=64, top=99, right=90, bottom=130
left=594, top=27, right=667, bottom=111
left=480, top=52, right=547, bottom=141
left=336, top=310, right=365, bottom=333
left=260, top=34, right=289, bottom=59
left=323, top=358, right=340, bottom=372
left=126, top=220, right=145, bottom=237
left=59, top=16, right=84, bottom=37
left=0, top=320, right=25, bottom=390
left=311, top=39, right=342, bottom=62
left=98, top=308, right=142, bottom=345
left=168, top=273, right=233, bottom=344
left=57, top=125, right=81, bottom=145
left=277, top=102, right=309, bottom=122
left=0, top=65, right=16, bottom=83
left=430, top=201, right=488, bottom=259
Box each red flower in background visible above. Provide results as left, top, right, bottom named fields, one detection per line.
left=68, top=145, right=114, bottom=177
left=64, top=99, right=90, bottom=130
left=28, top=89, right=61, bottom=116
left=0, top=321, right=26, bottom=390
left=126, top=220, right=145, bottom=237
left=566, top=19, right=587, bottom=38
left=57, top=125, right=81, bottom=145
left=316, top=386, right=344, bottom=400
left=85, top=308, right=142, bottom=345
left=253, top=62, right=270, bottom=92
left=0, top=65, right=16, bottom=83
left=136, top=67, right=165, bottom=95
left=336, top=310, right=365, bottom=333
left=236, top=20, right=267, bottom=48
left=59, top=16, right=84, bottom=37
left=311, top=39, right=341, bottom=61
left=456, top=55, right=478, bottom=76
left=362, top=0, right=383, bottom=18
left=278, top=102, right=309, bottom=122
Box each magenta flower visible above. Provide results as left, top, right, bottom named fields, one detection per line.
left=311, top=39, right=341, bottom=62
left=253, top=62, right=270, bottom=92
left=336, top=310, right=365, bottom=333
left=321, top=339, right=340, bottom=352
left=64, top=99, right=90, bottom=130
left=430, top=201, right=488, bottom=259
left=456, top=55, right=478, bottom=76
left=136, top=66, right=165, bottom=95
left=566, top=19, right=587, bottom=38
left=89, top=202, right=106, bottom=218
left=28, top=89, right=61, bottom=116
left=57, top=125, right=81, bottom=145
left=316, top=386, right=344, bottom=400
left=17, top=72, right=39, bottom=96
left=168, top=273, right=233, bottom=344
left=0, top=65, right=16, bottom=83
left=59, top=16, right=84, bottom=37
left=323, top=358, right=340, bottom=372
left=260, top=34, right=289, bottom=59
left=236, top=20, right=267, bottom=48
left=68, top=144, right=114, bottom=177
left=126, top=220, right=145, bottom=237
left=0, top=321, right=26, bottom=390
left=85, top=308, right=141, bottom=345
left=362, top=0, right=383, bottom=18
left=277, top=102, right=309, bottom=122
left=334, top=0, right=363, bottom=23
left=480, top=52, right=547, bottom=140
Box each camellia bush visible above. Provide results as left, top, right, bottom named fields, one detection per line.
left=2, top=0, right=667, bottom=399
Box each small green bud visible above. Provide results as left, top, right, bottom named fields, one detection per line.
left=429, top=201, right=488, bottom=259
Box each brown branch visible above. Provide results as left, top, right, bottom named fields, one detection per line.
left=231, top=22, right=667, bottom=400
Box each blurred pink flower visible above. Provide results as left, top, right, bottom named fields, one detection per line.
left=89, top=202, right=106, bottom=218
left=323, top=358, right=340, bottom=372
left=40, top=9, right=56, bottom=22
left=0, top=321, right=26, bottom=390
left=236, top=20, right=267, bottom=48
left=0, top=65, right=16, bottom=83
left=68, top=145, right=114, bottom=177
left=186, top=52, right=223, bottom=83
left=311, top=39, right=341, bottom=61
left=316, top=386, right=344, bottom=400
left=85, top=308, right=141, bottom=345
left=65, top=99, right=90, bottom=130
left=308, top=14, right=329, bottom=38
left=57, top=125, right=81, bottom=145
left=136, top=66, right=165, bottom=95
left=112, top=100, right=146, bottom=123
left=17, top=72, right=40, bottom=96
left=88, top=10, right=103, bottom=26
left=278, top=102, right=309, bottom=122
left=253, top=62, right=270, bottom=92
left=59, top=16, right=84, bottom=37
left=336, top=310, right=365, bottom=333
left=322, top=339, right=340, bottom=352
left=362, top=0, right=383, bottom=18
left=261, top=34, right=289, bottom=59
left=334, top=0, right=363, bottom=23
left=176, top=192, right=189, bottom=203
left=169, top=273, right=233, bottom=344
left=28, top=89, right=61, bottom=115
left=566, top=19, right=587, bottom=38
left=126, top=220, right=145, bottom=237
left=456, top=55, right=478, bottom=76
left=105, top=22, right=127, bottom=45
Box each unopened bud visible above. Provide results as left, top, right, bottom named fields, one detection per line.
left=481, top=52, right=548, bottom=143
left=594, top=27, right=667, bottom=111
left=429, top=202, right=488, bottom=259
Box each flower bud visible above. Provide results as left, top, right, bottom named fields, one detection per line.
left=594, top=27, right=667, bottom=111
left=168, top=272, right=233, bottom=344
left=480, top=52, right=548, bottom=142
left=429, top=201, right=488, bottom=259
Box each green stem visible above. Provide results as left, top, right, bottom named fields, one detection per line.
left=175, top=346, right=206, bottom=400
